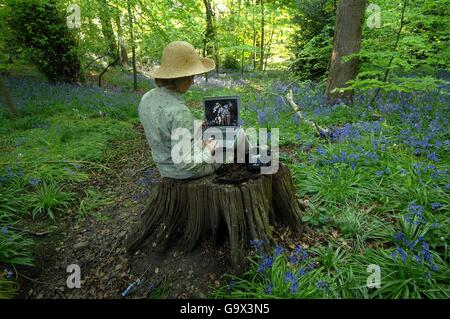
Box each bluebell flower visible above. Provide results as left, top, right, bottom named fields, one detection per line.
left=227, top=281, right=236, bottom=294
left=63, top=167, right=76, bottom=175
left=250, top=239, right=264, bottom=251
left=405, top=202, right=426, bottom=225
left=316, top=280, right=329, bottom=290
left=290, top=281, right=299, bottom=294
left=4, top=269, right=14, bottom=280
left=257, top=255, right=273, bottom=272
left=431, top=202, right=442, bottom=210
left=284, top=271, right=296, bottom=284
left=1, top=227, right=8, bottom=235
left=297, top=267, right=307, bottom=276
left=427, top=152, right=439, bottom=162
left=265, top=283, right=273, bottom=295
left=316, top=147, right=326, bottom=155
left=396, top=246, right=408, bottom=263
left=274, top=244, right=285, bottom=257
left=29, top=177, right=41, bottom=186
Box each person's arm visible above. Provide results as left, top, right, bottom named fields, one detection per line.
left=169, top=104, right=218, bottom=176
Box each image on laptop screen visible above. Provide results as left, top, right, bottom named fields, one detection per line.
left=204, top=96, right=239, bottom=127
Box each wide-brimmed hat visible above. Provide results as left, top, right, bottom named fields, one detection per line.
left=149, top=41, right=215, bottom=79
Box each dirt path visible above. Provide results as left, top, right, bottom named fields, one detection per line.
left=16, top=125, right=233, bottom=299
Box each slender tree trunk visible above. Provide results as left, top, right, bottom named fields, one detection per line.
left=263, top=26, right=275, bottom=72
left=0, top=77, right=18, bottom=118
left=252, top=0, right=257, bottom=70
left=326, top=0, right=367, bottom=104
left=252, top=24, right=257, bottom=70
left=203, top=0, right=219, bottom=73
left=99, top=0, right=118, bottom=64
left=203, top=38, right=209, bottom=82
left=116, top=14, right=128, bottom=67
left=127, top=0, right=137, bottom=91
left=259, top=0, right=265, bottom=71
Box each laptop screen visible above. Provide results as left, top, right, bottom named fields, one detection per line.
left=204, top=96, right=239, bottom=127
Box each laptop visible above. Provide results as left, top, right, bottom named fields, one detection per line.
left=203, top=96, right=241, bottom=150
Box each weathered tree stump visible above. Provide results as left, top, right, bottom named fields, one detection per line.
left=127, top=163, right=304, bottom=270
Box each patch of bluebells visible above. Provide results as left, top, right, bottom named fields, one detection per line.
left=284, top=271, right=299, bottom=294
left=265, top=282, right=273, bottom=295
left=391, top=201, right=442, bottom=276
left=2, top=75, right=140, bottom=119
left=405, top=202, right=426, bottom=225
left=29, top=177, right=41, bottom=186
left=328, top=123, right=360, bottom=142
left=412, top=162, right=448, bottom=182
left=249, top=241, right=319, bottom=296
left=0, top=166, right=25, bottom=187
left=1, top=227, right=8, bottom=235
left=391, top=232, right=439, bottom=274
left=288, top=246, right=308, bottom=265
left=249, top=239, right=265, bottom=252
left=316, top=280, right=329, bottom=291
left=311, top=147, right=379, bottom=170
left=133, top=168, right=160, bottom=203
left=257, top=106, right=280, bottom=126
left=257, top=255, right=274, bottom=272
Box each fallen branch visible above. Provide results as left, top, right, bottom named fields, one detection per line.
left=284, top=88, right=332, bottom=139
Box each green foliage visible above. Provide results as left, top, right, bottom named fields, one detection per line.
left=349, top=0, right=450, bottom=93
left=0, top=227, right=34, bottom=266
left=3, top=0, right=81, bottom=83
left=77, top=188, right=114, bottom=220
left=223, top=55, right=240, bottom=70
left=27, top=181, right=74, bottom=220
left=290, top=0, right=335, bottom=80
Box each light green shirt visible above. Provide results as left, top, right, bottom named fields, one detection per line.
left=138, top=86, right=220, bottom=179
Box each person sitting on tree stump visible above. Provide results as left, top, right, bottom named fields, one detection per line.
left=138, top=40, right=248, bottom=179
left=129, top=41, right=304, bottom=271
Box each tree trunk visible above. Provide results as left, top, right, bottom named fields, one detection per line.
left=116, top=14, right=128, bottom=67
left=127, top=164, right=304, bottom=271
left=0, top=77, right=18, bottom=118
left=259, top=0, right=265, bottom=71
left=326, top=0, right=367, bottom=104
left=203, top=0, right=218, bottom=73
left=263, top=26, right=275, bottom=72
left=127, top=0, right=138, bottom=91
left=99, top=0, right=118, bottom=65
left=251, top=0, right=257, bottom=70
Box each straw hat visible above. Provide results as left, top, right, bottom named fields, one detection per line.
left=149, top=41, right=215, bottom=79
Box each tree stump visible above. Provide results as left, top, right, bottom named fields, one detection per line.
left=127, top=163, right=304, bottom=270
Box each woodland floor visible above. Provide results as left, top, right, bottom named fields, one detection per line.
left=14, top=123, right=320, bottom=299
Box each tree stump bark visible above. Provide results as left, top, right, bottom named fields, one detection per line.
left=127, top=163, right=304, bottom=271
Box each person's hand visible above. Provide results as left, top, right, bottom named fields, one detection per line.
left=203, top=137, right=218, bottom=155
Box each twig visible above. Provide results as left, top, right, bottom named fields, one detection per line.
left=24, top=230, right=51, bottom=236
left=99, top=57, right=121, bottom=87
left=284, top=88, right=332, bottom=139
